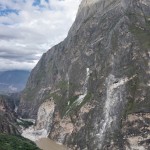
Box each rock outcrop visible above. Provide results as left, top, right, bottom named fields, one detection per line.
left=0, top=95, right=20, bottom=135
left=19, top=0, right=150, bottom=149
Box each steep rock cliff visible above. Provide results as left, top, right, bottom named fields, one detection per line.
left=19, top=0, right=150, bottom=149
left=0, top=95, right=20, bottom=135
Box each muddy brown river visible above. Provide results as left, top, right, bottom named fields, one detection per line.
left=36, top=138, right=67, bottom=150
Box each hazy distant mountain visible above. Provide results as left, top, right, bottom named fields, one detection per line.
left=0, top=70, right=30, bottom=93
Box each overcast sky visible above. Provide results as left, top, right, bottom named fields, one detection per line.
left=0, top=0, right=81, bottom=71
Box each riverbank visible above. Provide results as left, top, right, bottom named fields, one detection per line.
left=21, top=125, right=67, bottom=150
left=36, top=138, right=66, bottom=150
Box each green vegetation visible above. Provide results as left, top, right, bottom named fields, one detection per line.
left=129, top=25, right=150, bottom=49
left=27, top=76, right=93, bottom=118
left=63, top=92, right=93, bottom=117
left=68, top=95, right=79, bottom=106
left=127, top=12, right=150, bottom=49
left=80, top=92, right=92, bottom=106
left=57, top=81, right=68, bottom=91
left=62, top=95, right=79, bottom=117
left=23, top=87, right=37, bottom=101
left=17, top=119, right=34, bottom=128
left=0, top=134, right=41, bottom=150
left=123, top=76, right=139, bottom=118
left=125, top=97, right=135, bottom=114
left=49, top=93, right=62, bottom=103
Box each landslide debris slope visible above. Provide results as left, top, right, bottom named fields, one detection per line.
left=19, top=0, right=150, bottom=149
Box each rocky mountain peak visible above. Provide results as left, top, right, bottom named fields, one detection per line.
left=77, top=0, right=116, bottom=17
left=79, top=0, right=100, bottom=7
left=69, top=0, right=150, bottom=37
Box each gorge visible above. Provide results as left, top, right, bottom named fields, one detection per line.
left=17, top=0, right=150, bottom=149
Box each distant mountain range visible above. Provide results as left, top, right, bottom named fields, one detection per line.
left=0, top=70, right=30, bottom=94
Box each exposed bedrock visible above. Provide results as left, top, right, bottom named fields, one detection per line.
left=18, top=0, right=150, bottom=149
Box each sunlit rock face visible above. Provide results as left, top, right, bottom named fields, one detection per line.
left=19, top=0, right=150, bottom=149
left=36, top=100, right=55, bottom=132
left=22, top=100, right=55, bottom=141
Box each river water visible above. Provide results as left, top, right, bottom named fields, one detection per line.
left=21, top=125, right=67, bottom=150
left=36, top=138, right=67, bottom=150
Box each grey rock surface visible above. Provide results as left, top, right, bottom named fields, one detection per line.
left=18, top=0, right=150, bottom=149
left=0, top=95, right=20, bottom=135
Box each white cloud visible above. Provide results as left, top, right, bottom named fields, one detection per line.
left=0, top=0, right=81, bottom=71
left=0, top=58, right=38, bottom=71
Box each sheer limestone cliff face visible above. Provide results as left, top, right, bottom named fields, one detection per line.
left=18, top=0, right=150, bottom=149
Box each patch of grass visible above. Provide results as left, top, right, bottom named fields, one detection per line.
left=80, top=92, right=92, bottom=106
left=125, top=98, right=135, bottom=114
left=57, top=81, right=68, bottom=91
left=49, top=93, right=62, bottom=103
left=123, top=76, right=139, bottom=118
left=23, top=87, right=37, bottom=101
left=129, top=25, right=150, bottom=49
left=0, top=133, right=41, bottom=150
left=68, top=95, right=79, bottom=105
left=63, top=92, right=93, bottom=117
left=62, top=95, right=79, bottom=117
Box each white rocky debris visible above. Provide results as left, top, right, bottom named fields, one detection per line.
left=97, top=74, right=137, bottom=148
left=14, top=105, right=18, bottom=113
left=76, top=68, right=90, bottom=105
left=39, top=86, right=52, bottom=94
left=22, top=100, right=55, bottom=142
left=18, top=118, right=35, bottom=124
left=22, top=127, right=48, bottom=142
left=36, top=100, right=55, bottom=131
